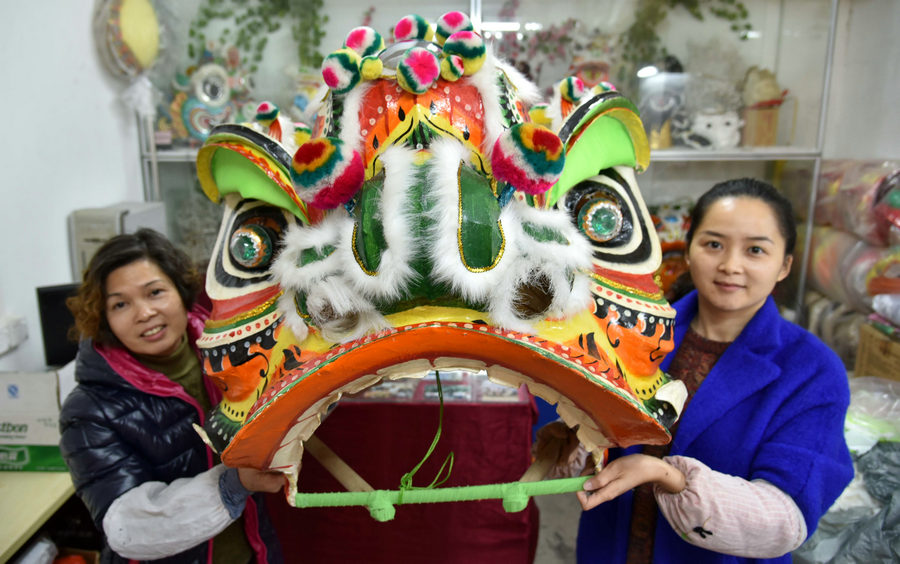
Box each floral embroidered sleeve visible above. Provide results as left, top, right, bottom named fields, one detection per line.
left=654, top=455, right=808, bottom=558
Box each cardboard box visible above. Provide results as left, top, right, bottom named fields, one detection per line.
left=0, top=362, right=76, bottom=471
left=854, top=323, right=900, bottom=382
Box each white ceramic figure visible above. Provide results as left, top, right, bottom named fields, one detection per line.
left=684, top=110, right=743, bottom=150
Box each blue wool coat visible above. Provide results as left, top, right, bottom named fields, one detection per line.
left=577, top=291, right=853, bottom=564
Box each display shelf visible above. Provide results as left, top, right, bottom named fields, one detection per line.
left=143, top=147, right=198, bottom=162
left=141, top=145, right=823, bottom=164
left=651, top=146, right=820, bottom=162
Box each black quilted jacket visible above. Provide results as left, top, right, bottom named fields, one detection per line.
left=59, top=335, right=282, bottom=564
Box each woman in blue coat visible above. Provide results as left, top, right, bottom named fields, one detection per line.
left=575, top=178, right=854, bottom=563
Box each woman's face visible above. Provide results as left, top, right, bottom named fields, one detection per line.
left=686, top=196, right=792, bottom=322
left=104, top=259, right=188, bottom=358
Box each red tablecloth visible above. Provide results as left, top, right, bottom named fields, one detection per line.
left=266, top=394, right=540, bottom=563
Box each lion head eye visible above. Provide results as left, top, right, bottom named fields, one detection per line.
left=207, top=198, right=298, bottom=292
left=559, top=167, right=660, bottom=275
left=564, top=176, right=634, bottom=248
left=579, top=198, right=624, bottom=243
left=229, top=224, right=274, bottom=269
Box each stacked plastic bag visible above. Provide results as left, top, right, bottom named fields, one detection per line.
left=793, top=377, right=900, bottom=563
left=806, top=160, right=900, bottom=314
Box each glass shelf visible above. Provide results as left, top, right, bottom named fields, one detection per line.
left=650, top=146, right=820, bottom=162
left=144, top=147, right=198, bottom=162
left=144, top=146, right=822, bottom=164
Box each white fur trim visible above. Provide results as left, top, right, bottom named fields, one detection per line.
left=317, top=305, right=389, bottom=343
left=337, top=145, right=419, bottom=300
left=276, top=291, right=309, bottom=342
left=465, top=51, right=507, bottom=156
left=272, top=211, right=388, bottom=340
left=547, top=84, right=565, bottom=133
left=426, top=138, right=513, bottom=303
left=272, top=213, right=347, bottom=291
left=487, top=199, right=594, bottom=328
left=337, top=81, right=373, bottom=152
left=305, top=275, right=386, bottom=322
left=272, top=217, right=347, bottom=339
left=494, top=58, right=542, bottom=106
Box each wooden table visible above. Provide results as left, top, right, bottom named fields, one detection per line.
left=0, top=471, right=74, bottom=562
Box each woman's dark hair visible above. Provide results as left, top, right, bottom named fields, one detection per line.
left=685, top=177, right=797, bottom=256
left=67, top=228, right=201, bottom=346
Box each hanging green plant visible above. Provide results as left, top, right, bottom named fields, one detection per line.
left=619, top=0, right=752, bottom=86
left=188, top=0, right=328, bottom=74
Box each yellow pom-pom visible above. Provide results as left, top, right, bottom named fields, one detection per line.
left=440, top=55, right=465, bottom=82
left=360, top=56, right=383, bottom=80
left=528, top=104, right=552, bottom=128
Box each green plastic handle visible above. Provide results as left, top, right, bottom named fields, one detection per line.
left=294, top=476, right=590, bottom=522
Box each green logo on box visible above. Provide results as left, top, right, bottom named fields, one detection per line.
left=0, top=445, right=30, bottom=467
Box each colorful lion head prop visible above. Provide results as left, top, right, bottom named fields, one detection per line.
left=194, top=12, right=686, bottom=510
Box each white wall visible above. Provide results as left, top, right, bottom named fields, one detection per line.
left=823, top=0, right=900, bottom=159
left=0, top=1, right=143, bottom=371
left=0, top=0, right=897, bottom=372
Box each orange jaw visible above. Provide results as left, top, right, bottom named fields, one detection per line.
left=222, top=320, right=672, bottom=474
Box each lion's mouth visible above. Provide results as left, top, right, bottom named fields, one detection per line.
left=198, top=318, right=673, bottom=498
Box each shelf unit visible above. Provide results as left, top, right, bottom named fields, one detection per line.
left=138, top=0, right=839, bottom=321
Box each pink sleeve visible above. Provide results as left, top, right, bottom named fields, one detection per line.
left=654, top=455, right=808, bottom=558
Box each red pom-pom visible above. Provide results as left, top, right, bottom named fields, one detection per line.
left=309, top=150, right=365, bottom=209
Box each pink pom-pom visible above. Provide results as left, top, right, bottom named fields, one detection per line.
left=396, top=47, right=440, bottom=94
left=344, top=26, right=384, bottom=57
left=560, top=76, right=587, bottom=103
left=321, top=49, right=361, bottom=94
left=440, top=54, right=465, bottom=81
left=442, top=31, right=486, bottom=75
left=394, top=14, right=431, bottom=42
left=435, top=12, right=473, bottom=45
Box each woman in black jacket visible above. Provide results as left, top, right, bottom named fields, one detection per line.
left=59, top=229, right=284, bottom=563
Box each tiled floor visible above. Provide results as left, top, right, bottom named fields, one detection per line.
left=534, top=492, right=582, bottom=563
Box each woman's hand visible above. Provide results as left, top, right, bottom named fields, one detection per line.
left=237, top=467, right=286, bottom=493
left=576, top=454, right=685, bottom=511
left=533, top=421, right=580, bottom=463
